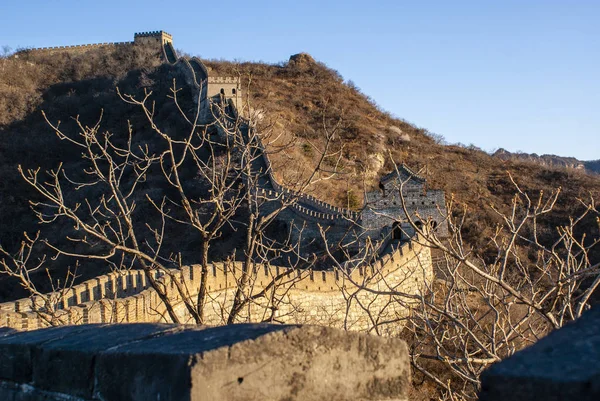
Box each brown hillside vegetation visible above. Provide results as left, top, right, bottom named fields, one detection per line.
left=0, top=45, right=182, bottom=300
left=0, top=46, right=599, bottom=301
left=204, top=55, right=600, bottom=256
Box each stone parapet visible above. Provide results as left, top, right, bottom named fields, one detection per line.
left=18, top=30, right=172, bottom=57
left=0, top=239, right=433, bottom=334
left=479, top=307, right=600, bottom=401
left=0, top=323, right=411, bottom=401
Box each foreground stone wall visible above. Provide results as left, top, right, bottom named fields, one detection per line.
left=0, top=323, right=411, bottom=401
left=479, top=306, right=600, bottom=401
left=0, top=240, right=433, bottom=335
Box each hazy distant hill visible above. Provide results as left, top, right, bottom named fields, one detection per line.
left=584, top=160, right=600, bottom=174
left=493, top=148, right=599, bottom=174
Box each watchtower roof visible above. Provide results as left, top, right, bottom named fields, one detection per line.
left=380, top=164, right=426, bottom=185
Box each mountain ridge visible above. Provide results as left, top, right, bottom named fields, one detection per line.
left=493, top=148, right=599, bottom=174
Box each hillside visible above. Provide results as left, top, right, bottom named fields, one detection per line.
left=203, top=54, right=600, bottom=256
left=0, top=45, right=196, bottom=299
left=1, top=45, right=599, bottom=301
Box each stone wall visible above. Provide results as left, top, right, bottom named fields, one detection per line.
left=479, top=306, right=600, bottom=401
left=0, top=269, right=158, bottom=330
left=17, top=31, right=171, bottom=57
left=16, top=41, right=133, bottom=56
left=0, top=240, right=433, bottom=335
left=194, top=241, right=431, bottom=336
left=0, top=323, right=411, bottom=401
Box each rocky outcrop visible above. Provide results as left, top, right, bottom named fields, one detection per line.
left=288, top=52, right=316, bottom=69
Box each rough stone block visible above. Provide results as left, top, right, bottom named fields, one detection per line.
left=479, top=307, right=600, bottom=401
left=0, top=325, right=100, bottom=383
left=95, top=323, right=410, bottom=401
left=0, top=323, right=410, bottom=401
left=31, top=324, right=179, bottom=398
left=0, top=327, right=17, bottom=338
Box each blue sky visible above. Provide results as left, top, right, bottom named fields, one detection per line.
left=3, top=0, right=598, bottom=160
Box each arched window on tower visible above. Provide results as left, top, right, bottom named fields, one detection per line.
left=232, top=88, right=236, bottom=95
left=379, top=181, right=386, bottom=197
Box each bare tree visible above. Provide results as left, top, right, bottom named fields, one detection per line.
left=1, top=71, right=345, bottom=326
left=405, top=175, right=599, bottom=399
left=323, top=158, right=600, bottom=399
left=0, top=233, right=77, bottom=326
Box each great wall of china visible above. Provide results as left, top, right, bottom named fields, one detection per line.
left=1, top=32, right=442, bottom=333
left=0, top=239, right=432, bottom=334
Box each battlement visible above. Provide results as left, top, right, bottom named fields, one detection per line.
left=208, top=76, right=240, bottom=84
left=0, top=238, right=432, bottom=333
left=17, top=41, right=132, bottom=55
left=134, top=30, right=173, bottom=44
left=134, top=30, right=172, bottom=38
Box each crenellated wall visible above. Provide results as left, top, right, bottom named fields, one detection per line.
left=0, top=239, right=433, bottom=334
left=16, top=41, right=133, bottom=56
left=16, top=31, right=172, bottom=57
left=134, top=30, right=172, bottom=45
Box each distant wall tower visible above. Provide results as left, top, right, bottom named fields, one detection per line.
left=134, top=31, right=173, bottom=49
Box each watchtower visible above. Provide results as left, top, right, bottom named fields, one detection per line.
left=206, top=76, right=243, bottom=111
left=134, top=31, right=173, bottom=47
left=361, top=165, right=447, bottom=241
